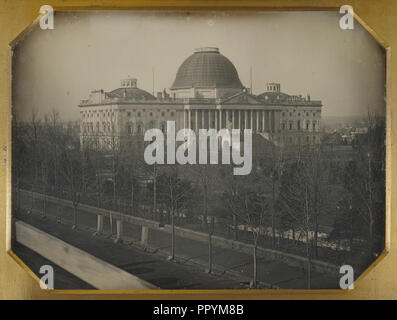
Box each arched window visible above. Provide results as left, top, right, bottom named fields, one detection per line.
left=127, top=123, right=133, bottom=134
left=137, top=124, right=142, bottom=134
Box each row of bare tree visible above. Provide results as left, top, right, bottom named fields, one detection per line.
left=12, top=109, right=386, bottom=288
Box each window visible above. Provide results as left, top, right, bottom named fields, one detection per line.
left=137, top=112, right=141, bottom=117
left=161, top=112, right=165, bottom=117
left=137, top=124, right=142, bottom=134
left=297, top=120, right=301, bottom=130
left=161, top=123, right=166, bottom=133
left=306, top=121, right=310, bottom=130
left=127, top=112, right=131, bottom=117
left=127, top=124, right=132, bottom=134
left=170, top=112, right=174, bottom=116
left=149, top=112, right=153, bottom=117
left=282, top=112, right=285, bottom=117
left=289, top=122, right=293, bottom=130
left=312, top=122, right=316, bottom=131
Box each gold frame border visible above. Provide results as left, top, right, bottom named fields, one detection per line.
left=0, top=0, right=393, bottom=299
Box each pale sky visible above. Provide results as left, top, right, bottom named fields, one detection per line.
left=12, top=10, right=386, bottom=121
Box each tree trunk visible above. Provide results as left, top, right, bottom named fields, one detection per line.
left=43, top=191, right=46, bottom=218
left=292, top=227, right=295, bottom=245
left=130, top=174, right=134, bottom=216
left=208, top=230, right=213, bottom=273
left=306, top=232, right=311, bottom=290
left=233, top=214, right=238, bottom=240
left=207, top=216, right=214, bottom=273
left=252, top=242, right=257, bottom=288
left=73, top=204, right=78, bottom=229
left=153, top=164, right=157, bottom=220
left=171, top=209, right=175, bottom=260
left=31, top=185, right=34, bottom=211
left=314, top=221, right=319, bottom=258
left=272, top=178, right=276, bottom=249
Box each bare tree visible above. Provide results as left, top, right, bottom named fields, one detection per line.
left=225, top=172, right=270, bottom=288
left=61, top=143, right=83, bottom=229
left=158, top=166, right=194, bottom=261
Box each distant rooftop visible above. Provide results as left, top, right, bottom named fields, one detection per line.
left=194, top=47, right=219, bottom=53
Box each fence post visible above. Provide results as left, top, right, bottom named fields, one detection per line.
left=141, top=226, right=149, bottom=247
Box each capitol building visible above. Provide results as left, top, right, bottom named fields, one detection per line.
left=79, top=47, right=322, bottom=149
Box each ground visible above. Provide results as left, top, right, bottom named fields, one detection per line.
left=13, top=191, right=339, bottom=290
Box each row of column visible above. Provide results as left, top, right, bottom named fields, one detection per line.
left=183, top=109, right=276, bottom=132
left=95, top=214, right=149, bottom=246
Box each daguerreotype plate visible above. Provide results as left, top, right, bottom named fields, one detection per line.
left=2, top=1, right=392, bottom=297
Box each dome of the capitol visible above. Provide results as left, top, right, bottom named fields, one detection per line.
left=171, top=47, right=244, bottom=90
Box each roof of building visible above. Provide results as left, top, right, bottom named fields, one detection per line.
left=220, top=91, right=263, bottom=105
left=257, top=91, right=322, bottom=106
left=171, top=47, right=244, bottom=90
left=106, top=87, right=156, bottom=101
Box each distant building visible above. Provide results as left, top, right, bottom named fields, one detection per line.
left=78, top=47, right=322, bottom=149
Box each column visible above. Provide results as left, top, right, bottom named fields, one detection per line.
left=202, top=110, right=205, bottom=129
left=94, top=215, right=103, bottom=235
left=244, top=110, right=248, bottom=129
left=274, top=110, right=279, bottom=132
left=184, top=110, right=187, bottom=128
left=215, top=110, right=218, bottom=130
left=208, top=110, right=211, bottom=129
left=250, top=111, right=254, bottom=130
left=195, top=110, right=198, bottom=132
left=262, top=110, right=266, bottom=132
left=188, top=110, right=191, bottom=129
left=232, top=110, right=235, bottom=129
left=238, top=110, right=241, bottom=129
left=115, top=219, right=123, bottom=243
left=219, top=109, right=223, bottom=129
left=271, top=111, right=275, bottom=132
left=141, top=226, right=149, bottom=247
left=256, top=110, right=260, bottom=132
left=268, top=111, right=271, bottom=132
